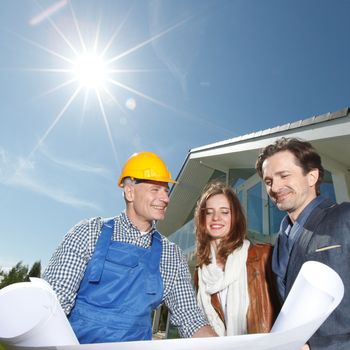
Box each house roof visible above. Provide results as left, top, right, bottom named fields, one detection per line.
left=158, top=107, right=350, bottom=235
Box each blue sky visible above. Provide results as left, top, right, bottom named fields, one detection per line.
left=1, top=0, right=350, bottom=270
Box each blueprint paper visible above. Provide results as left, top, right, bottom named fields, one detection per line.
left=0, top=279, right=78, bottom=347
left=0, top=261, right=344, bottom=350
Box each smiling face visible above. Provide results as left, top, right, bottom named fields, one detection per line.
left=205, top=194, right=232, bottom=243
left=124, top=180, right=170, bottom=231
left=262, top=150, right=319, bottom=222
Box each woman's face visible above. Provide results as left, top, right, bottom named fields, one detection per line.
left=205, top=194, right=232, bottom=243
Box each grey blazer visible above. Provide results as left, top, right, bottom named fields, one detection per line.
left=285, top=198, right=350, bottom=350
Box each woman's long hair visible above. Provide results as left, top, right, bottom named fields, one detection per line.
left=195, top=182, right=247, bottom=267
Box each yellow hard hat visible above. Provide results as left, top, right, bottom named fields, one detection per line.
left=118, top=151, right=177, bottom=187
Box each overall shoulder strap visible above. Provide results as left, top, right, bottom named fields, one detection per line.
left=88, top=218, right=115, bottom=282
left=148, top=231, right=162, bottom=273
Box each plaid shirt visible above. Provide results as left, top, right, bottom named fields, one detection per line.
left=43, top=211, right=209, bottom=338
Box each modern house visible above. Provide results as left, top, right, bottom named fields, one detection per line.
left=153, top=106, right=350, bottom=338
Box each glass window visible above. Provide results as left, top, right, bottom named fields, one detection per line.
left=168, top=220, right=195, bottom=252
left=321, top=169, right=336, bottom=202
left=237, top=189, right=243, bottom=203
left=247, top=182, right=262, bottom=235
left=232, top=177, right=245, bottom=189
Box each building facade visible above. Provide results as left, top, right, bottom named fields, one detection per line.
left=153, top=107, right=350, bottom=337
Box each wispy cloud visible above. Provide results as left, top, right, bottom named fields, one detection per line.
left=0, top=147, right=100, bottom=210
left=11, top=172, right=100, bottom=210
left=39, top=146, right=112, bottom=179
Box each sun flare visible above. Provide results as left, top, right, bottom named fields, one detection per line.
left=72, top=53, right=108, bottom=89
left=22, top=2, right=190, bottom=165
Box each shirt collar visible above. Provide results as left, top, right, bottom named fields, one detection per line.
left=295, top=195, right=325, bottom=227
left=280, top=196, right=325, bottom=237
left=121, top=210, right=156, bottom=235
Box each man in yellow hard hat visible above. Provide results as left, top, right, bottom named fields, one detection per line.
left=43, top=152, right=217, bottom=344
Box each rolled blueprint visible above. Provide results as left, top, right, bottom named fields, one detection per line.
left=0, top=261, right=344, bottom=350
left=0, top=278, right=78, bottom=347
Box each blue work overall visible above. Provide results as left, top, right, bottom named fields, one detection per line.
left=68, top=219, right=163, bottom=343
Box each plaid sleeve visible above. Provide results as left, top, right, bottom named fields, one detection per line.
left=162, top=242, right=210, bottom=337
left=42, top=218, right=101, bottom=314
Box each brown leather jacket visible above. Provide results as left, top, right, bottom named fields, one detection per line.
left=195, top=243, right=280, bottom=334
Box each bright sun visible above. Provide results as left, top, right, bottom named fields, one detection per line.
left=23, top=1, right=189, bottom=163
left=73, top=53, right=108, bottom=89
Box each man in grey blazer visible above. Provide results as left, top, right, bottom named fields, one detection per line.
left=255, top=137, right=350, bottom=350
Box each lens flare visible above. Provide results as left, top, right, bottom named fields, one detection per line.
left=73, top=53, right=107, bottom=89
left=19, top=1, right=193, bottom=167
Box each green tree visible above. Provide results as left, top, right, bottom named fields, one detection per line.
left=26, top=261, right=41, bottom=280
left=0, top=260, right=41, bottom=289
left=0, top=262, right=28, bottom=288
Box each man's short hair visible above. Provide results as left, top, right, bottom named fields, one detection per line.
left=255, top=137, right=324, bottom=195
left=122, top=177, right=137, bottom=187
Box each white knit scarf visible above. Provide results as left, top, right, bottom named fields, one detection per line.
left=197, top=239, right=250, bottom=336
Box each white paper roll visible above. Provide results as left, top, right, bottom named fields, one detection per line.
left=0, top=279, right=78, bottom=347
